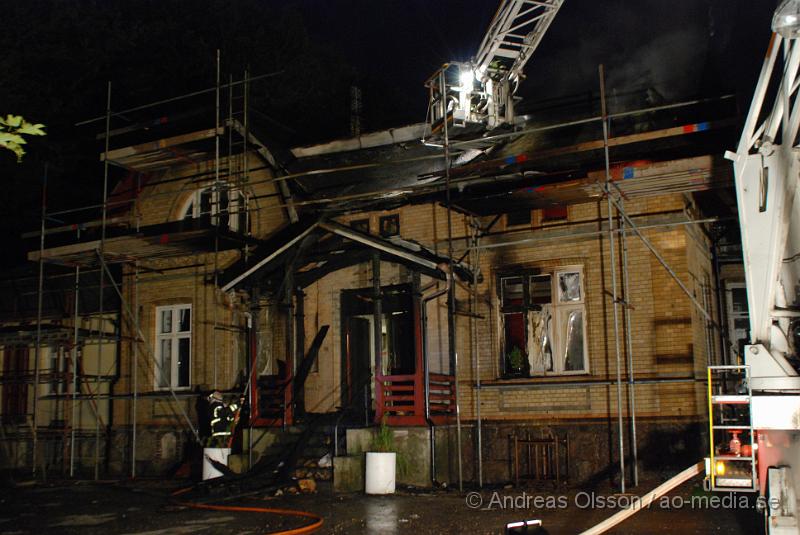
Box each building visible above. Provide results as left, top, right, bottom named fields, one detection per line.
left=1, top=85, right=745, bottom=489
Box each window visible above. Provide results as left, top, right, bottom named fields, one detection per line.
left=379, top=214, right=400, bottom=237
left=350, top=218, right=370, bottom=233
left=155, top=305, right=192, bottom=389
left=507, top=210, right=532, bottom=227
left=542, top=206, right=568, bottom=222
left=182, top=182, right=248, bottom=233
left=499, top=267, right=588, bottom=377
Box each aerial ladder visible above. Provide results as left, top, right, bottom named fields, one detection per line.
left=424, top=0, right=563, bottom=138
left=706, top=2, right=800, bottom=533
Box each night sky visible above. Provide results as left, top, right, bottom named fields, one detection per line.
left=0, top=0, right=776, bottom=268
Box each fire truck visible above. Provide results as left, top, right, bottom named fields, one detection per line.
left=706, top=2, right=800, bottom=533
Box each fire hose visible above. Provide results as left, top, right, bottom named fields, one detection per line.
left=171, top=486, right=323, bottom=535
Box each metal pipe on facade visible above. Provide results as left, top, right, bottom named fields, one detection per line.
left=372, top=253, right=382, bottom=424
left=420, top=301, right=433, bottom=481
left=421, top=271, right=451, bottom=484
left=32, top=163, right=47, bottom=478
left=599, top=65, right=626, bottom=494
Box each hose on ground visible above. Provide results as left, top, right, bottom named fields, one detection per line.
left=180, top=501, right=323, bottom=535
left=171, top=486, right=323, bottom=534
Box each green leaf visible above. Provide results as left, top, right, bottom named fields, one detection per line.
left=0, top=115, right=46, bottom=162
left=0, top=140, right=26, bottom=162
left=17, top=122, right=46, bottom=136
left=0, top=132, right=26, bottom=145
left=3, top=115, right=23, bottom=128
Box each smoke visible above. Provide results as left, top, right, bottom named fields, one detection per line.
left=605, top=27, right=708, bottom=104
left=517, top=0, right=740, bottom=109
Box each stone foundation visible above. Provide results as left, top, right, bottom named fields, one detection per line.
left=437, top=417, right=708, bottom=487
left=333, top=417, right=707, bottom=492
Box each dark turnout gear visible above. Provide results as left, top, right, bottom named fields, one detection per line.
left=208, top=392, right=240, bottom=439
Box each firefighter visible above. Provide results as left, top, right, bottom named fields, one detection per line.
left=208, top=391, right=240, bottom=443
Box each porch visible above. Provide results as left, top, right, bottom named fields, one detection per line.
left=219, top=218, right=472, bottom=428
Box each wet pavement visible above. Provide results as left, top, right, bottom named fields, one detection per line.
left=0, top=475, right=762, bottom=534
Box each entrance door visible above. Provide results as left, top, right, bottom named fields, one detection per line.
left=345, top=316, right=373, bottom=419
left=340, top=283, right=416, bottom=420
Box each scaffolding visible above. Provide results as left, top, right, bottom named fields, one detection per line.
left=1, top=52, right=275, bottom=479
left=0, top=54, right=738, bottom=489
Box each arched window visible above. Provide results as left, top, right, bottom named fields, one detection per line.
left=182, top=182, right=248, bottom=233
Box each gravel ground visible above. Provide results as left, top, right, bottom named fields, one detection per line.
left=0, top=475, right=762, bottom=534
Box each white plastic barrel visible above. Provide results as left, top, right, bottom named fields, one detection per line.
left=202, top=447, right=231, bottom=480
left=365, top=451, right=396, bottom=494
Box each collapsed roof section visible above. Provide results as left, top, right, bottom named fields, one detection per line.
left=275, top=93, right=737, bottom=216
left=41, top=88, right=737, bottom=293
left=95, top=88, right=737, bottom=221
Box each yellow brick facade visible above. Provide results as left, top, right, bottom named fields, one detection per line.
left=298, top=195, right=712, bottom=426
left=98, top=148, right=716, bottom=477
left=112, top=153, right=288, bottom=438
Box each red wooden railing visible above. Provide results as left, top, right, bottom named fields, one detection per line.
left=376, top=372, right=456, bottom=426
left=251, top=375, right=292, bottom=427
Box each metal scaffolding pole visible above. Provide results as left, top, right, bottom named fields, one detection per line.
left=243, top=69, right=250, bottom=189
left=600, top=65, right=626, bottom=494
left=620, top=205, right=639, bottom=487
left=95, top=81, right=112, bottom=481
left=75, top=71, right=281, bottom=126
left=212, top=49, right=221, bottom=390
left=440, top=68, right=463, bottom=492
left=69, top=264, right=80, bottom=477
left=470, top=220, right=483, bottom=487
left=606, top=192, right=717, bottom=326
left=131, top=262, right=139, bottom=479
left=468, top=216, right=724, bottom=252
left=32, top=163, right=47, bottom=478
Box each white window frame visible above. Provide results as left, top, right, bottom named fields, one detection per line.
left=552, top=267, right=589, bottom=375
left=182, top=182, right=248, bottom=233
left=155, top=304, right=192, bottom=390
left=498, top=265, right=589, bottom=377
